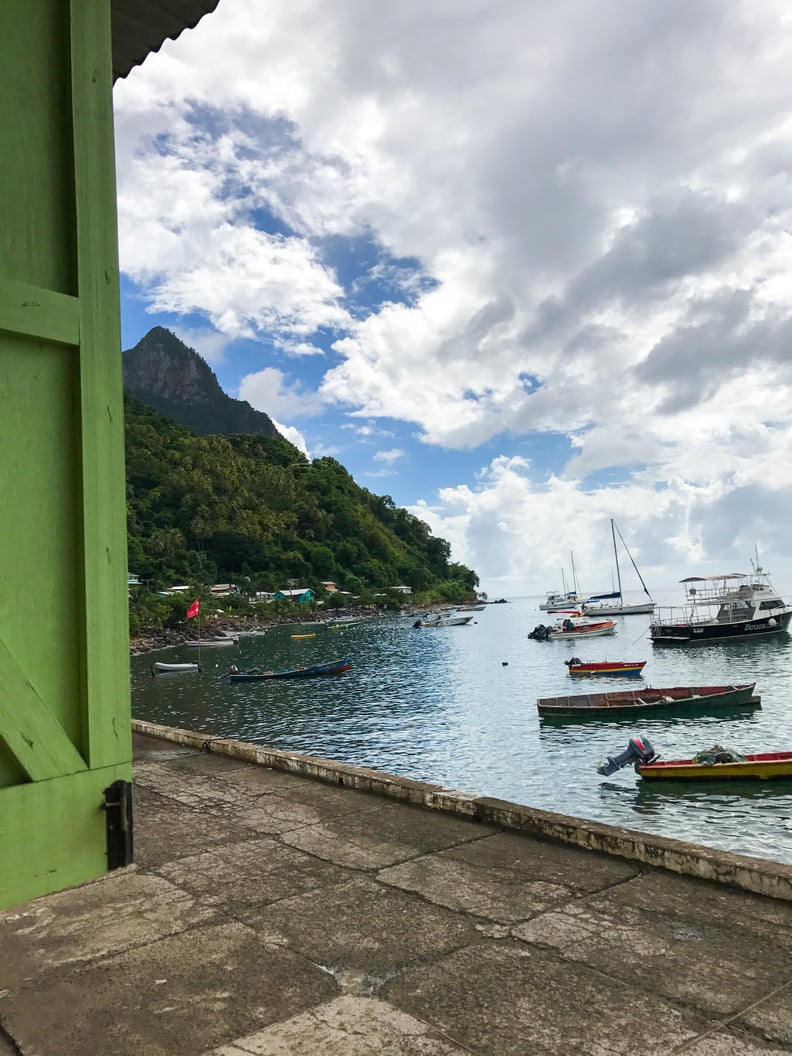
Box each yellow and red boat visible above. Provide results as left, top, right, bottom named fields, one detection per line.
left=639, top=750, right=792, bottom=781
left=565, top=658, right=646, bottom=677
left=598, top=737, right=792, bottom=781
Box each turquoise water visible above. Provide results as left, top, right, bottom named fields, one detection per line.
left=131, top=595, right=792, bottom=864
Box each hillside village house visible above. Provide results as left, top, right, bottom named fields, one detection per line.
left=273, top=587, right=315, bottom=603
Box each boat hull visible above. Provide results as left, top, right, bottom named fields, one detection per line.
left=583, top=602, right=655, bottom=616
left=640, top=751, right=792, bottom=781
left=229, top=658, right=351, bottom=682
left=186, top=638, right=238, bottom=647
left=566, top=661, right=646, bottom=677
left=650, top=611, right=792, bottom=644
left=548, top=622, right=616, bottom=640
left=537, top=682, right=758, bottom=719
left=152, top=662, right=199, bottom=673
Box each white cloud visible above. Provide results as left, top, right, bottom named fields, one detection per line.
left=238, top=367, right=323, bottom=418
left=373, top=448, right=405, bottom=464
left=114, top=0, right=792, bottom=592
left=270, top=419, right=310, bottom=455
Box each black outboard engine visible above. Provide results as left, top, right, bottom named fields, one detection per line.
left=528, top=624, right=550, bottom=641
left=597, top=736, right=657, bottom=776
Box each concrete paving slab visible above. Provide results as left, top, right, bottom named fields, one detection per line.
left=155, top=836, right=355, bottom=915
left=511, top=893, right=792, bottom=1017
left=281, top=801, right=496, bottom=869
left=0, top=871, right=216, bottom=983
left=2, top=921, right=338, bottom=1056
left=378, top=831, right=640, bottom=923
left=598, top=869, right=792, bottom=930
left=386, top=940, right=711, bottom=1056
left=216, top=765, right=389, bottom=811
left=682, top=1034, right=792, bottom=1054
left=736, top=983, right=792, bottom=1048
left=5, top=729, right=792, bottom=1056
left=205, top=995, right=471, bottom=1055
left=244, top=876, right=478, bottom=981
left=134, top=785, right=265, bottom=867
left=438, top=830, right=641, bottom=892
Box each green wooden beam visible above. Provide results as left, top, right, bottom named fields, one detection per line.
left=70, top=0, right=132, bottom=770
left=0, top=278, right=80, bottom=345
left=0, top=637, right=87, bottom=780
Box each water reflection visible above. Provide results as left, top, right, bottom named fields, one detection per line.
left=131, top=599, right=792, bottom=863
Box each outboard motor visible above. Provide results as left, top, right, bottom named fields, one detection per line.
left=597, top=736, right=657, bottom=776
left=528, top=624, right=549, bottom=641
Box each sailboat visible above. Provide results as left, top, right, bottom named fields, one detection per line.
left=583, top=520, right=655, bottom=616
left=539, top=553, right=589, bottom=611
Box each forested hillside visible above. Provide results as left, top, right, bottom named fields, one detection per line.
left=125, top=397, right=478, bottom=604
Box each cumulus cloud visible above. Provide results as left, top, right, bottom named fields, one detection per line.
left=238, top=367, right=324, bottom=418
left=113, top=0, right=792, bottom=590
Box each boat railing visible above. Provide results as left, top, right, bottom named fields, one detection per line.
left=652, top=606, right=725, bottom=627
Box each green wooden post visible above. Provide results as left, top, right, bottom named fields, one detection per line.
left=0, top=0, right=132, bottom=908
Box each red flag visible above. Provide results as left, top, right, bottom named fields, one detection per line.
left=186, top=599, right=200, bottom=619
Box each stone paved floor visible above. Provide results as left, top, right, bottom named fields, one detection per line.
left=1, top=732, right=791, bottom=1055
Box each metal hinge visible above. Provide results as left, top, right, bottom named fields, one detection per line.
left=102, top=780, right=134, bottom=869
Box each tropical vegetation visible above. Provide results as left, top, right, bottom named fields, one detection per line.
left=125, top=397, right=479, bottom=631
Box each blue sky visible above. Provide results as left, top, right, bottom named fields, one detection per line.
left=113, top=0, right=792, bottom=597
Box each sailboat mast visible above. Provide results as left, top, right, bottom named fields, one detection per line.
left=570, top=551, right=581, bottom=598
left=611, top=519, right=623, bottom=600
left=613, top=522, right=653, bottom=599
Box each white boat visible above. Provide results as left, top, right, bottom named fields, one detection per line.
left=528, top=613, right=617, bottom=641
left=539, top=553, right=588, bottom=611
left=151, top=661, right=199, bottom=673
left=413, top=613, right=474, bottom=628
left=185, top=637, right=238, bottom=647
left=456, top=604, right=486, bottom=612
left=582, top=520, right=655, bottom=616
left=650, top=556, right=792, bottom=644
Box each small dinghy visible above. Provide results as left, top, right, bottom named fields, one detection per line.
left=151, top=661, right=200, bottom=674
left=565, top=658, right=646, bottom=677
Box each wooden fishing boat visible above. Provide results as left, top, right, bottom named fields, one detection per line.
left=228, top=657, right=351, bottom=682
left=151, top=661, right=199, bottom=673
left=639, top=750, right=792, bottom=781
left=598, top=737, right=792, bottom=781
left=537, top=682, right=759, bottom=718
left=565, top=658, right=646, bottom=677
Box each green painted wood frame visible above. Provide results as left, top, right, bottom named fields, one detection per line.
left=0, top=0, right=132, bottom=909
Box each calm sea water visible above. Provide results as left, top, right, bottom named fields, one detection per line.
left=131, top=594, right=792, bottom=864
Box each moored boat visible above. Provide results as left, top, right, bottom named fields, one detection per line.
left=228, top=657, right=351, bottom=682
left=598, top=736, right=792, bottom=780
left=650, top=562, right=792, bottom=644
left=537, top=682, right=758, bottom=718
left=151, top=661, right=200, bottom=673
left=529, top=613, right=616, bottom=641
left=582, top=519, right=655, bottom=617
left=413, top=613, right=474, bottom=628
left=564, top=658, right=646, bottom=677
left=186, top=637, right=238, bottom=647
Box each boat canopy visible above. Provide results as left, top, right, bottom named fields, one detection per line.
left=587, top=591, right=621, bottom=601
left=680, top=573, right=748, bottom=583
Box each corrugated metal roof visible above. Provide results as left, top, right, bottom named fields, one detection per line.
left=112, top=0, right=222, bottom=81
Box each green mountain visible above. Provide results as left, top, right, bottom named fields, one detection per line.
left=125, top=396, right=478, bottom=602
left=123, top=326, right=281, bottom=438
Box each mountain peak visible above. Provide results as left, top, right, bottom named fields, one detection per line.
left=123, top=328, right=280, bottom=438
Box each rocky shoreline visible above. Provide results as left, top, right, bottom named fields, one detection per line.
left=130, top=606, right=420, bottom=656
